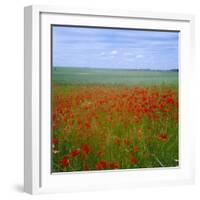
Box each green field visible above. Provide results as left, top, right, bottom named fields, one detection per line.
left=52, top=67, right=178, bottom=172
left=52, top=67, right=178, bottom=86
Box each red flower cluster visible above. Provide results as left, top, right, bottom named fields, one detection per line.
left=96, top=160, right=120, bottom=170
left=52, top=85, right=178, bottom=172
left=52, top=138, right=59, bottom=145
left=130, top=155, right=137, bottom=165
left=96, top=160, right=108, bottom=170
left=68, top=149, right=81, bottom=158
left=157, top=134, right=168, bottom=141
left=132, top=145, right=139, bottom=153
left=110, top=162, right=120, bottom=169
left=60, top=156, right=69, bottom=168
left=82, top=144, right=90, bottom=155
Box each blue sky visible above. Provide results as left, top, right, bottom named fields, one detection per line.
left=52, top=26, right=179, bottom=70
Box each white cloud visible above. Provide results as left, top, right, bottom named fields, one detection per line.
left=110, top=50, right=118, bottom=55
left=135, top=54, right=144, bottom=58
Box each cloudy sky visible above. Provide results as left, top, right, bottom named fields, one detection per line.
left=52, top=26, right=179, bottom=70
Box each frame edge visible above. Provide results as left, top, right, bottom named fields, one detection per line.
left=24, top=5, right=41, bottom=194
left=24, top=5, right=33, bottom=194
left=24, top=5, right=195, bottom=194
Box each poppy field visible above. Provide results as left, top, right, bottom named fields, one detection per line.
left=52, top=68, right=178, bottom=173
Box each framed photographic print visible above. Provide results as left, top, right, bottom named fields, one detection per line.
left=24, top=5, right=195, bottom=194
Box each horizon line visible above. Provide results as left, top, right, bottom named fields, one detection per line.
left=52, top=66, right=178, bottom=71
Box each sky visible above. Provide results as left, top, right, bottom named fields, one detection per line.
left=52, top=26, right=179, bottom=70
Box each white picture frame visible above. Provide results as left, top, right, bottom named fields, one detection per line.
left=24, top=5, right=195, bottom=194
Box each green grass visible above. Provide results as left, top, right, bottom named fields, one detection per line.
left=52, top=67, right=178, bottom=86
left=52, top=67, right=179, bottom=172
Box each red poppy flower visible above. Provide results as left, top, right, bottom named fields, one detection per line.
left=132, top=145, right=139, bottom=153
left=96, top=151, right=103, bottom=158
left=130, top=155, right=137, bottom=165
left=60, top=156, right=69, bottom=168
left=110, top=162, right=119, bottom=169
left=68, top=149, right=81, bottom=158
left=124, top=138, right=130, bottom=145
left=77, top=117, right=81, bottom=125
left=157, top=134, right=168, bottom=141
left=166, top=98, right=174, bottom=104
left=85, top=122, right=91, bottom=129
left=165, top=108, right=170, bottom=113
left=114, top=138, right=121, bottom=146
left=96, top=160, right=108, bottom=170
left=52, top=138, right=59, bottom=145
left=82, top=144, right=90, bottom=155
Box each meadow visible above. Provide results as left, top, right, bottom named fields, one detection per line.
left=52, top=67, right=178, bottom=172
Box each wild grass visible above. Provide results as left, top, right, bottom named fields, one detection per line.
left=52, top=82, right=178, bottom=172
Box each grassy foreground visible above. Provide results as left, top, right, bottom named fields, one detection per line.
left=52, top=68, right=178, bottom=172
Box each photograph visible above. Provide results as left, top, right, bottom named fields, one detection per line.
left=51, top=25, right=179, bottom=173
